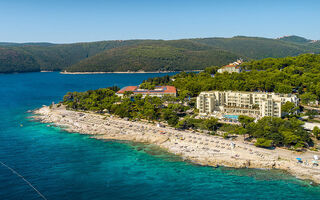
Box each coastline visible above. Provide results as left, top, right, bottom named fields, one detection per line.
left=60, top=70, right=203, bottom=74
left=33, top=105, right=320, bottom=184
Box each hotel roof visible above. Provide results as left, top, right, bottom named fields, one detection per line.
left=116, top=85, right=176, bottom=94
left=221, top=64, right=241, bottom=69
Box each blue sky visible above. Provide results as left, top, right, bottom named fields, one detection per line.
left=0, top=0, right=319, bottom=43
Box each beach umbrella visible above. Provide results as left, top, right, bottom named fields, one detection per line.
left=296, top=158, right=302, bottom=161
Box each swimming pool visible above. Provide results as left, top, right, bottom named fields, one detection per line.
left=224, top=115, right=239, bottom=120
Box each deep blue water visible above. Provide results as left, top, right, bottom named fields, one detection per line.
left=1, top=72, right=320, bottom=200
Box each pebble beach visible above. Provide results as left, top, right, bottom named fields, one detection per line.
left=33, top=105, right=320, bottom=184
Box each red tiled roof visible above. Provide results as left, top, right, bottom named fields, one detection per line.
left=222, top=64, right=237, bottom=68
left=116, top=86, right=176, bottom=94
left=164, top=86, right=177, bottom=94
left=116, top=86, right=138, bottom=94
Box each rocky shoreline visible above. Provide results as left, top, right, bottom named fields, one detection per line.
left=33, top=105, right=320, bottom=184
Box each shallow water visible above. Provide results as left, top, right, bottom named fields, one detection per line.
left=0, top=72, right=320, bottom=200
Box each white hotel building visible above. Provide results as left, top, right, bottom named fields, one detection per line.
left=196, top=91, right=299, bottom=118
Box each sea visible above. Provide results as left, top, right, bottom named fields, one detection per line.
left=0, top=72, right=320, bottom=200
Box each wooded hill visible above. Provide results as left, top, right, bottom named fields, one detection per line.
left=1, top=35, right=319, bottom=73
left=65, top=41, right=239, bottom=72
left=0, top=40, right=145, bottom=73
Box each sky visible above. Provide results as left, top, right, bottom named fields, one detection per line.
left=0, top=0, right=319, bottom=43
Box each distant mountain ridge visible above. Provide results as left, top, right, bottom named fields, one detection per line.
left=192, top=36, right=318, bottom=59
left=277, top=35, right=312, bottom=44
left=0, top=36, right=319, bottom=73
left=0, top=42, right=55, bottom=47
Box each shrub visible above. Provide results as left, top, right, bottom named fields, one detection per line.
left=223, top=132, right=229, bottom=139
left=255, top=138, right=273, bottom=148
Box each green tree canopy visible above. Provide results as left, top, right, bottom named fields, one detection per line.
left=300, top=92, right=317, bottom=104
left=255, top=138, right=273, bottom=148
left=238, top=115, right=255, bottom=128
left=281, top=101, right=298, bottom=116
left=313, top=126, right=320, bottom=140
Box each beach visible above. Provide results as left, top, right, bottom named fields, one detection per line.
left=33, top=105, right=320, bottom=184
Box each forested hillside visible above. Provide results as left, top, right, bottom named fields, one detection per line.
left=277, top=35, right=312, bottom=44
left=193, top=36, right=319, bottom=59
left=65, top=41, right=239, bottom=72
left=0, top=47, right=40, bottom=73
left=1, top=36, right=319, bottom=73
left=0, top=40, right=145, bottom=73
left=143, top=54, right=320, bottom=105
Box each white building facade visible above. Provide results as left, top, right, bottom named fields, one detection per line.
left=197, top=91, right=299, bottom=118
left=217, top=65, right=242, bottom=73
left=217, top=59, right=243, bottom=73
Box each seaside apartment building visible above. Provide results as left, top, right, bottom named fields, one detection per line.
left=196, top=91, right=299, bottom=118
left=116, top=86, right=177, bottom=98
left=217, top=59, right=243, bottom=73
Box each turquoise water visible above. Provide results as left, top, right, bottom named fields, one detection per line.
left=224, top=115, right=239, bottom=120
left=1, top=72, right=320, bottom=200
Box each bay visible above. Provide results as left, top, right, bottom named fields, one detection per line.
left=0, top=72, right=320, bottom=200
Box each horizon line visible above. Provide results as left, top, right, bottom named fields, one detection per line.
left=0, top=35, right=316, bottom=45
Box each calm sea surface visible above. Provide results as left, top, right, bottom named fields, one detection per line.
left=0, top=72, right=320, bottom=200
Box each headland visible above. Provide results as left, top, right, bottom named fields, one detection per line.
left=33, top=105, right=320, bottom=184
